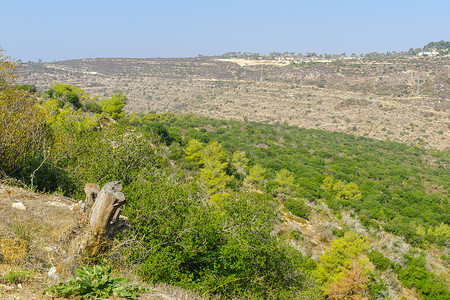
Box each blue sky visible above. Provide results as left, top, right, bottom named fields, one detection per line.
left=1, top=0, right=449, bottom=61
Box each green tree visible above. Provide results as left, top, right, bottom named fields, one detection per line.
left=101, top=93, right=127, bottom=120
left=199, top=141, right=234, bottom=202
left=244, top=164, right=266, bottom=190
left=322, top=176, right=334, bottom=191
left=231, top=150, right=249, bottom=176
left=335, top=182, right=362, bottom=202
left=274, top=168, right=296, bottom=200
left=314, top=231, right=370, bottom=287
left=184, top=139, right=204, bottom=168
left=45, top=83, right=90, bottom=110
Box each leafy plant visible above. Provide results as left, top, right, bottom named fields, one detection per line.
left=44, top=265, right=147, bottom=299
left=0, top=270, right=32, bottom=284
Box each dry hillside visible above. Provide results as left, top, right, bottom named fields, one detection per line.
left=18, top=56, right=450, bottom=150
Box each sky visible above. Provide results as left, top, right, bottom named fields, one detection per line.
left=1, top=0, right=449, bottom=62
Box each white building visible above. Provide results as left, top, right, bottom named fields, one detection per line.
left=418, top=49, right=440, bottom=56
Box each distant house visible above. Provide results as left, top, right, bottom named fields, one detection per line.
left=418, top=49, right=439, bottom=56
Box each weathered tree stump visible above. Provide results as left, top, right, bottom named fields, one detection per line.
left=76, top=181, right=128, bottom=256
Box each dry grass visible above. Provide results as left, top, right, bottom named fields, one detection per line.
left=0, top=183, right=80, bottom=298
left=0, top=238, right=27, bottom=264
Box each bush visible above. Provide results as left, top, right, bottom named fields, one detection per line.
left=367, top=250, right=394, bottom=271
left=15, top=84, right=36, bottom=93
left=284, top=197, right=311, bottom=219
left=121, top=169, right=309, bottom=298
left=399, top=253, right=449, bottom=300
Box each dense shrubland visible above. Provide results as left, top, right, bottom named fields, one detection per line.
left=1, top=50, right=449, bottom=298
left=128, top=112, right=449, bottom=247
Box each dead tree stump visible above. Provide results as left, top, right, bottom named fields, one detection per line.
left=77, top=181, right=128, bottom=256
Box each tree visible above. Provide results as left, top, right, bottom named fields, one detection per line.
left=314, top=231, right=370, bottom=287
left=244, top=164, right=266, bottom=190
left=101, top=93, right=127, bottom=120
left=0, top=49, right=16, bottom=89
left=323, top=176, right=334, bottom=191
left=45, top=83, right=90, bottom=110
left=199, top=141, right=234, bottom=201
left=0, top=49, right=47, bottom=175
left=335, top=182, right=362, bottom=202
left=324, top=177, right=362, bottom=205
left=184, top=139, right=204, bottom=168
left=273, top=168, right=296, bottom=200
left=325, top=263, right=370, bottom=300
left=231, top=150, right=249, bottom=176
left=184, top=139, right=234, bottom=202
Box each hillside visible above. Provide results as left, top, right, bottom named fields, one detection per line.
left=2, top=51, right=449, bottom=299
left=18, top=55, right=450, bottom=150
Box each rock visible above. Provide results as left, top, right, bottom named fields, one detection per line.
left=47, top=200, right=71, bottom=208
left=48, top=267, right=59, bottom=279
left=69, top=201, right=84, bottom=211
left=12, top=202, right=26, bottom=210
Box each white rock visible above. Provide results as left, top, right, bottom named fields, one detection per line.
left=12, top=202, right=26, bottom=210
left=69, top=201, right=84, bottom=210
left=47, top=201, right=70, bottom=208
left=48, top=267, right=59, bottom=279
left=18, top=283, right=22, bottom=288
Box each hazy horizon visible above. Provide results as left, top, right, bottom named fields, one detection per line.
left=1, top=0, right=449, bottom=62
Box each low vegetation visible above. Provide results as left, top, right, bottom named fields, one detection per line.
left=44, top=265, right=147, bottom=299
left=1, top=48, right=449, bottom=299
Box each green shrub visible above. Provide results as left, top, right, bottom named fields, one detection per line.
left=0, top=52, right=47, bottom=175
left=121, top=168, right=309, bottom=298
left=15, top=84, right=36, bottom=93
left=284, top=197, right=311, bottom=219
left=399, top=253, right=449, bottom=300
left=367, top=250, right=394, bottom=271
left=332, top=227, right=348, bottom=238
